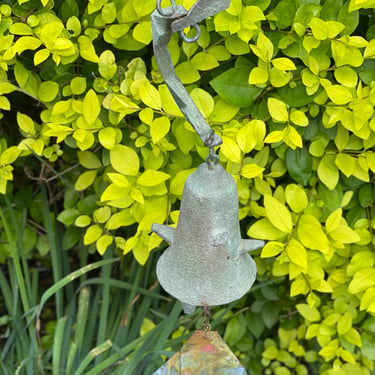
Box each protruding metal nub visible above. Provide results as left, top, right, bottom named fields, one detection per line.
left=156, top=0, right=177, bottom=16
left=151, top=223, right=175, bottom=244
left=179, top=24, right=201, bottom=43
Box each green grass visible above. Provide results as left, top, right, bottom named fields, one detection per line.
left=0, top=190, right=195, bottom=374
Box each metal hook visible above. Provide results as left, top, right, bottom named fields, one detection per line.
left=156, top=0, right=178, bottom=16
left=206, top=146, right=219, bottom=169
left=179, top=24, right=201, bottom=43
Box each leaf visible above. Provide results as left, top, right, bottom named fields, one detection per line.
left=150, top=117, right=170, bottom=144
left=335, top=153, right=356, bottom=177
left=318, top=154, right=339, bottom=191
left=175, top=61, right=200, bottom=84
left=248, top=218, right=287, bottom=240
left=190, top=88, right=214, bottom=118
left=110, top=145, right=140, bottom=176
left=237, top=120, right=266, bottom=153
left=17, top=112, right=36, bottom=136
left=248, top=66, right=269, bottom=85
left=326, top=208, right=342, bottom=232
left=285, top=184, right=308, bottom=213
left=0, top=82, right=17, bottom=96
left=169, top=168, right=195, bottom=196
left=99, top=127, right=118, bottom=150
left=296, top=304, right=320, bottom=322
left=220, top=136, right=241, bottom=163
left=267, top=98, right=288, bottom=122
left=290, top=109, right=309, bottom=127
left=325, top=85, right=353, bottom=105
left=38, top=81, right=59, bottom=102
left=338, top=312, right=352, bottom=335
left=210, top=67, right=263, bottom=107
left=329, top=222, right=360, bottom=244
left=298, top=214, right=330, bottom=253
left=272, top=57, right=296, bottom=71
left=261, top=241, right=284, bottom=258
left=83, top=89, right=100, bottom=125
left=106, top=209, right=136, bottom=230
left=241, top=164, right=264, bottom=179
left=139, top=81, right=161, bottom=110
left=75, top=170, right=97, bottom=191
left=209, top=99, right=240, bottom=123
left=83, top=225, right=102, bottom=245
left=99, top=50, right=117, bottom=80
left=331, top=39, right=363, bottom=68
left=264, top=194, right=293, bottom=233
left=96, top=235, right=113, bottom=255
left=286, top=239, right=307, bottom=269
left=137, top=170, right=170, bottom=187
left=78, top=35, right=99, bottom=63
left=132, top=21, right=152, bottom=45
left=191, top=52, right=219, bottom=71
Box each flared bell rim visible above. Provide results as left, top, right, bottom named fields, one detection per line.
left=156, top=247, right=257, bottom=308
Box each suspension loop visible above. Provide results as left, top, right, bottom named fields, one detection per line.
left=156, top=0, right=178, bottom=16
left=179, top=24, right=201, bottom=43
left=206, top=147, right=219, bottom=170
left=201, top=306, right=211, bottom=333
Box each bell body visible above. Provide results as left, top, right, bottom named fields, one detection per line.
left=152, top=162, right=263, bottom=312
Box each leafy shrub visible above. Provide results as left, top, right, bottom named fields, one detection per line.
left=1, top=0, right=375, bottom=373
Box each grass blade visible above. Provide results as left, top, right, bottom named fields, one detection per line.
left=74, top=340, right=112, bottom=375
left=53, top=317, right=67, bottom=375
left=38, top=258, right=118, bottom=314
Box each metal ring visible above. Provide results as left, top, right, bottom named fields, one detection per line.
left=179, top=24, right=201, bottom=43
left=156, top=0, right=178, bottom=16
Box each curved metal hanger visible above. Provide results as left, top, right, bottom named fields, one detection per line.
left=151, top=0, right=230, bottom=148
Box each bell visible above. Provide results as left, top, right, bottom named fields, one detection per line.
left=152, top=162, right=264, bottom=314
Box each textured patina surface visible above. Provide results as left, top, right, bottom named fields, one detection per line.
left=151, top=0, right=230, bottom=147
left=152, top=162, right=264, bottom=314
left=153, top=330, right=247, bottom=374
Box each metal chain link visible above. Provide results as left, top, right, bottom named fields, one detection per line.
left=156, top=0, right=178, bottom=16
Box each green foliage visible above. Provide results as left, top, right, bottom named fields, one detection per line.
left=0, top=0, right=375, bottom=373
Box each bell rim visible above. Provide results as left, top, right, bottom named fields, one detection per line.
left=156, top=248, right=257, bottom=307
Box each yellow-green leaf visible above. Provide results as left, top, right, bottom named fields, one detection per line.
left=248, top=218, right=287, bottom=240
left=137, top=170, right=170, bottom=187
left=264, top=194, right=293, bottom=233
left=272, top=57, right=296, bottom=71
left=17, top=112, right=36, bottom=136
left=96, top=235, right=113, bottom=255
left=261, top=241, right=284, bottom=258
left=285, top=184, right=308, bottom=213
left=298, top=214, right=330, bottom=253
left=110, top=144, right=140, bottom=176
left=83, top=89, right=100, bottom=125
left=139, top=81, right=161, bottom=110
left=221, top=136, right=241, bottom=163
left=286, top=238, right=307, bottom=269
left=268, top=98, right=288, bottom=122
left=190, top=88, right=214, bottom=118
left=241, top=164, right=264, bottom=179
left=75, top=170, right=97, bottom=191
left=83, top=225, right=102, bottom=245
left=325, top=85, right=353, bottom=105
left=150, top=117, right=170, bottom=144
left=296, top=303, right=321, bottom=322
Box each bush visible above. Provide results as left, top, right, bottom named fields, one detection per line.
left=0, top=0, right=375, bottom=373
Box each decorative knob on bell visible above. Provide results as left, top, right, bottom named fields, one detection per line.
left=152, top=161, right=264, bottom=314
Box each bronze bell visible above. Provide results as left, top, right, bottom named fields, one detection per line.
left=152, top=162, right=264, bottom=314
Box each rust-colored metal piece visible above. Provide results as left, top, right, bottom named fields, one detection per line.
left=153, top=330, right=247, bottom=374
